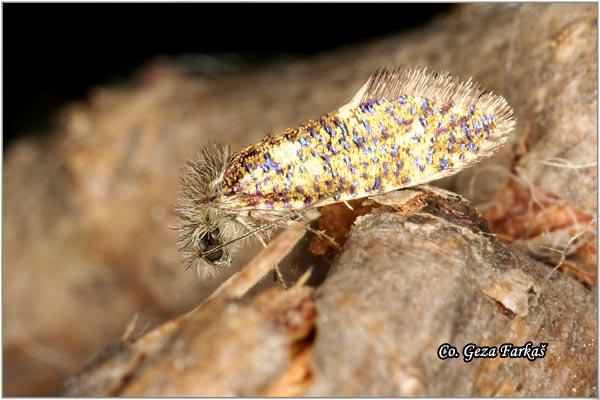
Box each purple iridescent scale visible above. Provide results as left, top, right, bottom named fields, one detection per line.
left=220, top=96, right=498, bottom=210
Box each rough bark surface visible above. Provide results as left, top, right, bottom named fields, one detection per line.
left=308, top=194, right=596, bottom=397
left=3, top=3, right=596, bottom=396
left=61, top=188, right=597, bottom=397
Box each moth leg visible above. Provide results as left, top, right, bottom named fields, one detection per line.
left=254, top=232, right=288, bottom=288
left=235, top=216, right=288, bottom=288
left=273, top=264, right=287, bottom=288
left=294, top=209, right=340, bottom=249
left=304, top=225, right=340, bottom=249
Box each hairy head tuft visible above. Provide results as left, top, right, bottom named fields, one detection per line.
left=175, top=142, right=233, bottom=276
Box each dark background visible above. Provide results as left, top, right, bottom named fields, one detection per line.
left=3, top=3, right=451, bottom=147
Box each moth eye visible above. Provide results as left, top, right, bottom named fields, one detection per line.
left=200, top=230, right=225, bottom=263
left=205, top=248, right=224, bottom=262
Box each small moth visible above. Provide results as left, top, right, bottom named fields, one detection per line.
left=176, top=66, right=515, bottom=277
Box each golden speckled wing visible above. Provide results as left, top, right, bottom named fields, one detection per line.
left=216, top=67, right=515, bottom=211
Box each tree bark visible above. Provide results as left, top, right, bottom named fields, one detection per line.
left=4, top=3, right=596, bottom=396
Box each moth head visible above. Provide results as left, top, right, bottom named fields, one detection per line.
left=175, top=142, right=236, bottom=277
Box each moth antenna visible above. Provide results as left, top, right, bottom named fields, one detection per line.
left=199, top=213, right=299, bottom=258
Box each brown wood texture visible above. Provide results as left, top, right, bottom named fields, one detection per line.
left=4, top=3, right=596, bottom=396
left=62, top=188, right=596, bottom=396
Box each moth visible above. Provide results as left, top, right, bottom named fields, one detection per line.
left=176, top=66, right=515, bottom=277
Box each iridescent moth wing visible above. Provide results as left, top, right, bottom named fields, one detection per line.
left=217, top=67, right=515, bottom=210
